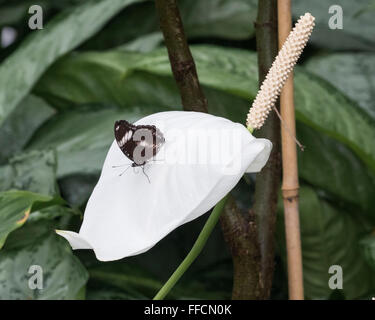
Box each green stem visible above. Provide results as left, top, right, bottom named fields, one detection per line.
left=153, top=195, right=229, bottom=300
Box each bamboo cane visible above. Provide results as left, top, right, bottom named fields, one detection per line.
left=277, top=0, right=304, bottom=300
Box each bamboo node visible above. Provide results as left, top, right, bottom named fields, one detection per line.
left=282, top=188, right=299, bottom=199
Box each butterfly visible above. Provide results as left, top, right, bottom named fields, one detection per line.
left=113, top=120, right=165, bottom=181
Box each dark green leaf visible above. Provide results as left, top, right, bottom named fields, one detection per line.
left=179, top=0, right=257, bottom=40
left=139, top=46, right=259, bottom=99
left=118, top=32, right=163, bottom=53
left=0, top=0, right=143, bottom=127
left=35, top=48, right=253, bottom=123
left=305, top=53, right=375, bottom=120
left=28, top=205, right=78, bottom=224
left=89, top=263, right=163, bottom=299
left=58, top=174, right=99, bottom=208
left=35, top=51, right=157, bottom=110
left=293, top=69, right=375, bottom=173
left=277, top=186, right=374, bottom=299
left=0, top=1, right=85, bottom=27
left=83, top=0, right=257, bottom=50
left=297, top=123, right=375, bottom=214
left=359, top=234, right=375, bottom=272
left=0, top=221, right=88, bottom=299
left=0, top=149, right=58, bottom=196
left=293, top=0, right=375, bottom=51
left=0, top=2, right=31, bottom=26
left=4, top=206, right=78, bottom=250
left=0, top=190, right=61, bottom=249
left=0, top=95, right=55, bottom=164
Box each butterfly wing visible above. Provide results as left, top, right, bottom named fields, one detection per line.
left=132, top=125, right=164, bottom=164
left=153, top=127, right=165, bottom=155
left=114, top=120, right=137, bottom=162
left=114, top=121, right=165, bottom=165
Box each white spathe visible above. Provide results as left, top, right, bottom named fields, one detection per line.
left=57, top=111, right=272, bottom=261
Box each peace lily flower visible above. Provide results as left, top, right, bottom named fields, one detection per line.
left=57, top=111, right=272, bottom=261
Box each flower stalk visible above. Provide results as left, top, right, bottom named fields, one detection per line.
left=153, top=195, right=228, bottom=300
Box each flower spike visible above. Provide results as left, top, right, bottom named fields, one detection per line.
left=246, top=12, right=315, bottom=130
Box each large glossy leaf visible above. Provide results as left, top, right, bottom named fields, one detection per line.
left=0, top=95, right=55, bottom=164
left=293, top=69, right=375, bottom=173
left=0, top=149, right=58, bottom=196
left=0, top=0, right=142, bottom=127
left=0, top=190, right=61, bottom=249
left=305, top=53, right=375, bottom=120
left=35, top=51, right=250, bottom=122
left=0, top=0, right=84, bottom=27
left=139, top=46, right=259, bottom=99
left=293, top=0, right=375, bottom=51
left=0, top=1, right=33, bottom=26
left=35, top=51, right=163, bottom=110
left=297, top=123, right=375, bottom=214
left=83, top=0, right=257, bottom=50
left=119, top=32, right=163, bottom=53
left=58, top=175, right=99, bottom=208
left=179, top=0, right=257, bottom=40
left=88, top=263, right=163, bottom=299
left=35, top=45, right=375, bottom=173
left=0, top=221, right=88, bottom=299
left=360, top=234, right=375, bottom=272
left=89, top=264, right=230, bottom=299
left=277, top=186, right=374, bottom=299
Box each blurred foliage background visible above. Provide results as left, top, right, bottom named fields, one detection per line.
left=0, top=0, right=374, bottom=300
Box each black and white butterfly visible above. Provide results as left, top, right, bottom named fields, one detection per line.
left=113, top=120, right=165, bottom=181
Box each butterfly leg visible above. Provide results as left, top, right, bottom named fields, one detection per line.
left=119, top=165, right=132, bottom=176
left=141, top=165, right=151, bottom=184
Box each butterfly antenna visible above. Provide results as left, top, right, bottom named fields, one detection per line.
left=151, top=158, right=164, bottom=163
left=112, top=164, right=130, bottom=168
